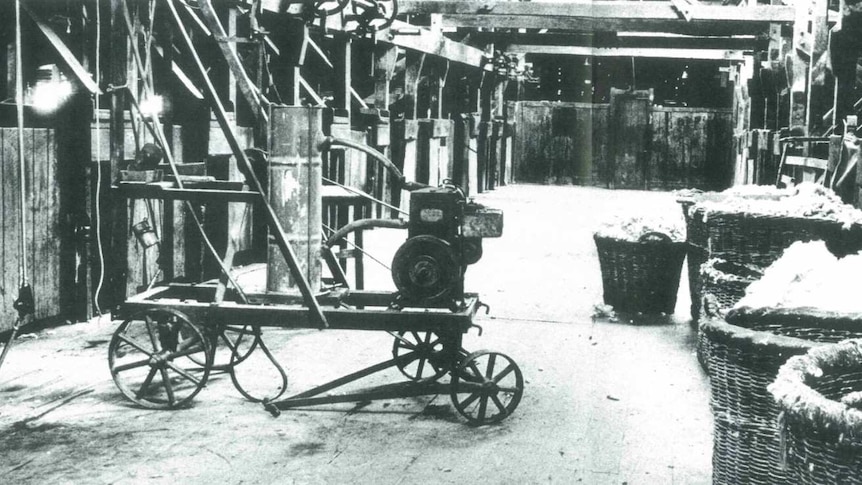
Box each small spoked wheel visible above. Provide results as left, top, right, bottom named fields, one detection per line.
left=450, top=351, right=524, bottom=426
left=189, top=324, right=259, bottom=370
left=391, top=331, right=448, bottom=381
left=108, top=308, right=212, bottom=409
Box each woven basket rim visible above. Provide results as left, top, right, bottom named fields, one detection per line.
left=592, top=233, right=688, bottom=246
left=769, top=340, right=862, bottom=438
left=700, top=317, right=825, bottom=355
left=689, top=205, right=861, bottom=228
left=728, top=306, right=862, bottom=328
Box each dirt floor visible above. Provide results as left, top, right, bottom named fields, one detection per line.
left=0, top=185, right=712, bottom=484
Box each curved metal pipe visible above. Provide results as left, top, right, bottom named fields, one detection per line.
left=319, top=136, right=427, bottom=191
left=324, top=218, right=408, bottom=248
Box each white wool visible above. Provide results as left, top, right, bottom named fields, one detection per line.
left=594, top=213, right=686, bottom=243
left=697, top=183, right=862, bottom=229
left=736, top=241, right=862, bottom=313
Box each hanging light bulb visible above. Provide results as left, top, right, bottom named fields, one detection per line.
left=27, top=65, right=74, bottom=114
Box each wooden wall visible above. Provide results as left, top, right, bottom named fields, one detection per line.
left=650, top=107, right=735, bottom=190
left=511, top=101, right=608, bottom=185
left=0, top=128, right=61, bottom=332
left=512, top=101, right=734, bottom=190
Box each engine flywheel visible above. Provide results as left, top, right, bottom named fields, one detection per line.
left=391, top=235, right=459, bottom=303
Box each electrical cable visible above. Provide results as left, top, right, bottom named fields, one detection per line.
left=94, top=0, right=105, bottom=315
left=322, top=222, right=392, bottom=271
left=14, top=0, right=27, bottom=290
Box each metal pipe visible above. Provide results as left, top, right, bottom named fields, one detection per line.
left=324, top=218, right=408, bottom=248
left=267, top=107, right=323, bottom=294
left=320, top=136, right=428, bottom=191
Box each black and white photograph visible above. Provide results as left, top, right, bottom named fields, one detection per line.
left=1, top=0, right=861, bottom=483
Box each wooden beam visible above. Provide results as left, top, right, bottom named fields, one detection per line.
left=488, top=32, right=762, bottom=51
left=21, top=3, right=101, bottom=94
left=153, top=44, right=204, bottom=100
left=436, top=14, right=788, bottom=36
left=508, top=45, right=746, bottom=61
left=398, top=1, right=795, bottom=22
left=375, top=20, right=487, bottom=69
left=199, top=1, right=267, bottom=124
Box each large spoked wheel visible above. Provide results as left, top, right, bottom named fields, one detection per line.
left=450, top=351, right=524, bottom=426
left=391, top=331, right=449, bottom=381
left=108, top=308, right=213, bottom=409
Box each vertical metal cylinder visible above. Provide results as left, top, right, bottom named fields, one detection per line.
left=266, top=106, right=323, bottom=293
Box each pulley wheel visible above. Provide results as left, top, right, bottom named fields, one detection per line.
left=391, top=235, right=460, bottom=302
left=108, top=308, right=212, bottom=409
left=450, top=350, right=524, bottom=426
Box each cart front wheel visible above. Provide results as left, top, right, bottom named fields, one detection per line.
left=450, top=351, right=524, bottom=425
left=391, top=331, right=448, bottom=381
left=109, top=308, right=212, bottom=409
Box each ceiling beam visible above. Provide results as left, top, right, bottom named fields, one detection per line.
left=398, top=1, right=795, bottom=22
left=375, top=20, right=488, bottom=69
left=436, top=14, right=782, bottom=36
left=480, top=32, right=763, bottom=51
left=398, top=1, right=794, bottom=35
left=509, top=45, right=746, bottom=61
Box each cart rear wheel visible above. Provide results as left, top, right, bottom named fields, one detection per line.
left=391, top=331, right=448, bottom=381
left=188, top=324, right=259, bottom=370
left=450, top=351, right=524, bottom=425
left=109, top=309, right=212, bottom=409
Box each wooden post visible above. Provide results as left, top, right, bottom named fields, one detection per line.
left=404, top=51, right=426, bottom=120
left=104, top=0, right=128, bottom=307
left=805, top=0, right=830, bottom=135
left=333, top=35, right=353, bottom=122
left=371, top=44, right=397, bottom=217
left=831, top=0, right=862, bottom=135
left=788, top=0, right=814, bottom=136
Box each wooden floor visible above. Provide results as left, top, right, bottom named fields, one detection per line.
left=0, top=184, right=712, bottom=484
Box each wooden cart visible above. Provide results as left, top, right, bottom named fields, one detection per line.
left=107, top=181, right=524, bottom=426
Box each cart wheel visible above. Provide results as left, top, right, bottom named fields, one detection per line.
left=450, top=351, right=524, bottom=425
left=189, top=325, right=259, bottom=370
left=391, top=331, right=449, bottom=381
left=108, top=308, right=212, bottom=409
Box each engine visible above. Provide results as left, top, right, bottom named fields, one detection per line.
left=391, top=184, right=503, bottom=308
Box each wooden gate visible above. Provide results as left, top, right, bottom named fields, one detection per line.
left=608, top=88, right=653, bottom=189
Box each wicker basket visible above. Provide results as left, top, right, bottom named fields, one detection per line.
left=770, top=340, right=862, bottom=485
left=704, top=307, right=862, bottom=485
left=683, top=206, right=862, bottom=321
left=594, top=232, right=687, bottom=314
left=700, top=259, right=761, bottom=319
left=694, top=260, right=761, bottom=373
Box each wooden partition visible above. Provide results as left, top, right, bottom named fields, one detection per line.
left=417, top=119, right=454, bottom=187
left=392, top=119, right=420, bottom=211
left=650, top=106, right=735, bottom=190
left=512, top=101, right=734, bottom=190
left=0, top=128, right=61, bottom=331
left=512, top=101, right=607, bottom=185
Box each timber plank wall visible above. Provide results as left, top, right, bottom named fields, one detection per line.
left=0, top=128, right=61, bottom=332
left=512, top=101, right=734, bottom=190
